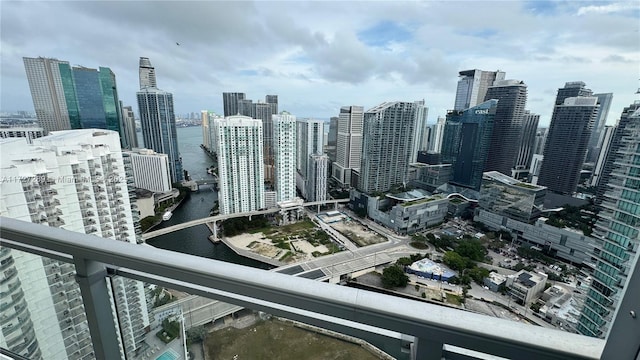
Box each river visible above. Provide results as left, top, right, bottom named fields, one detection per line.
left=142, top=126, right=272, bottom=270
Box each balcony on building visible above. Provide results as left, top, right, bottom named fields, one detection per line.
left=0, top=217, right=638, bottom=360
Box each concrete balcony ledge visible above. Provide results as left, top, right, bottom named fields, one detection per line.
left=0, top=217, right=620, bottom=360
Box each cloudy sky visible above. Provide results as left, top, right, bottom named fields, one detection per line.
left=1, top=1, right=638, bottom=126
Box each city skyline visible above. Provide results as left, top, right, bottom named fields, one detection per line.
left=1, top=1, right=638, bottom=126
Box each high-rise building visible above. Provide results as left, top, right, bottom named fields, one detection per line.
left=483, top=79, right=528, bottom=175
left=24, top=57, right=128, bottom=148
left=587, top=93, right=613, bottom=162
left=590, top=125, right=616, bottom=188
left=138, top=57, right=157, bottom=89
left=307, top=154, right=328, bottom=202
left=124, top=148, right=172, bottom=193
left=296, top=118, right=324, bottom=198
left=119, top=103, right=138, bottom=149
left=137, top=87, right=183, bottom=183
left=326, top=116, right=338, bottom=162
left=265, top=94, right=278, bottom=114
left=513, top=111, right=541, bottom=178
left=72, top=66, right=121, bottom=132
left=594, top=101, right=640, bottom=202
left=577, top=105, right=640, bottom=338
left=554, top=81, right=593, bottom=105
left=441, top=100, right=497, bottom=190
left=533, top=127, right=548, bottom=155
left=428, top=116, right=446, bottom=153
left=411, top=100, right=430, bottom=163
left=0, top=130, right=150, bottom=359
left=359, top=101, right=419, bottom=194
left=222, top=93, right=278, bottom=181
left=214, top=116, right=265, bottom=214
left=538, top=96, right=599, bottom=195
left=23, top=57, right=73, bottom=133
left=454, top=69, right=506, bottom=111
left=332, top=106, right=364, bottom=187
left=479, top=171, right=547, bottom=223
left=222, top=92, right=246, bottom=117
left=273, top=112, right=297, bottom=202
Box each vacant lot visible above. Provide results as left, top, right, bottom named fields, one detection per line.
left=205, top=319, right=380, bottom=360
left=330, top=220, right=386, bottom=247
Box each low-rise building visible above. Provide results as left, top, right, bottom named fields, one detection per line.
left=475, top=209, right=597, bottom=265
left=506, top=270, right=548, bottom=305
left=484, top=272, right=507, bottom=292
left=479, top=171, right=546, bottom=223
left=351, top=189, right=449, bottom=235
left=407, top=163, right=452, bottom=192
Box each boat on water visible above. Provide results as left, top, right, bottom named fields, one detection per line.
left=162, top=211, right=173, bottom=221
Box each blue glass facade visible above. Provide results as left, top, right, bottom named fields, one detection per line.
left=137, top=88, right=183, bottom=182
left=58, top=63, right=81, bottom=129
left=73, top=67, right=108, bottom=129
left=98, top=67, right=121, bottom=133
left=441, top=100, right=497, bottom=190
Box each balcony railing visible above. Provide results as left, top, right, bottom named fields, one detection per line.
left=1, top=216, right=638, bottom=360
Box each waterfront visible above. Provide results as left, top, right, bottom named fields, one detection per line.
left=143, top=126, right=272, bottom=270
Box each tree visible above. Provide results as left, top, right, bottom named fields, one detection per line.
left=186, top=325, right=207, bottom=345
left=442, top=251, right=468, bottom=271
left=466, top=267, right=490, bottom=285
left=396, top=257, right=413, bottom=266
left=381, top=265, right=409, bottom=289
left=455, top=239, right=487, bottom=262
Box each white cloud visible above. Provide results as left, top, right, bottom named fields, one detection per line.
left=0, top=1, right=638, bottom=127
left=577, top=2, right=640, bottom=16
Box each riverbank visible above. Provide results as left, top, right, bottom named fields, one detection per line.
left=141, top=195, right=187, bottom=234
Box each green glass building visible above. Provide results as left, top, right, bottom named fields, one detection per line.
left=578, top=103, right=640, bottom=338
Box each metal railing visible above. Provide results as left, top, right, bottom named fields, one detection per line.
left=0, top=216, right=637, bottom=360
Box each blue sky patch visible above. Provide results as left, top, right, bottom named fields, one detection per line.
left=357, top=21, right=412, bottom=47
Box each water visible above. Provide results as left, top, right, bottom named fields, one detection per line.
left=143, top=126, right=272, bottom=270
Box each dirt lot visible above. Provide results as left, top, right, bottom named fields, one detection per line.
left=205, top=318, right=380, bottom=360
left=330, top=220, right=386, bottom=247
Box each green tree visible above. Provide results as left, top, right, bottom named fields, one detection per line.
left=186, top=325, right=207, bottom=345
left=396, top=257, right=413, bottom=266
left=466, top=267, right=490, bottom=285
left=455, top=239, right=487, bottom=262
left=442, top=251, right=468, bottom=271
left=381, top=265, right=409, bottom=289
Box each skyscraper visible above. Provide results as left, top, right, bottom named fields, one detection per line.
left=137, top=87, right=183, bottom=182
left=214, top=116, right=265, bottom=214
left=332, top=106, right=364, bottom=187
left=411, top=100, right=430, bottom=163
left=222, top=92, right=278, bottom=182
left=307, top=153, right=329, bottom=202
left=119, top=103, right=138, bottom=149
left=296, top=118, right=325, bottom=198
left=483, top=79, right=528, bottom=175
left=222, top=92, right=246, bottom=117
left=554, top=81, right=592, bottom=105
left=513, top=111, right=541, bottom=178
left=326, top=116, right=338, bottom=162
left=577, top=105, right=640, bottom=338
left=359, top=101, right=419, bottom=194
left=441, top=100, right=497, bottom=190
left=24, top=57, right=127, bottom=148
left=533, top=127, right=548, bottom=155
left=273, top=112, right=297, bottom=202
left=23, top=57, right=73, bottom=133
left=72, top=66, right=121, bottom=132
left=428, top=116, right=446, bottom=153
left=594, top=101, right=640, bottom=202
left=587, top=93, right=613, bottom=162
left=454, top=69, right=506, bottom=111
left=538, top=96, right=599, bottom=195
left=0, top=130, right=150, bottom=359
left=138, top=57, right=157, bottom=89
